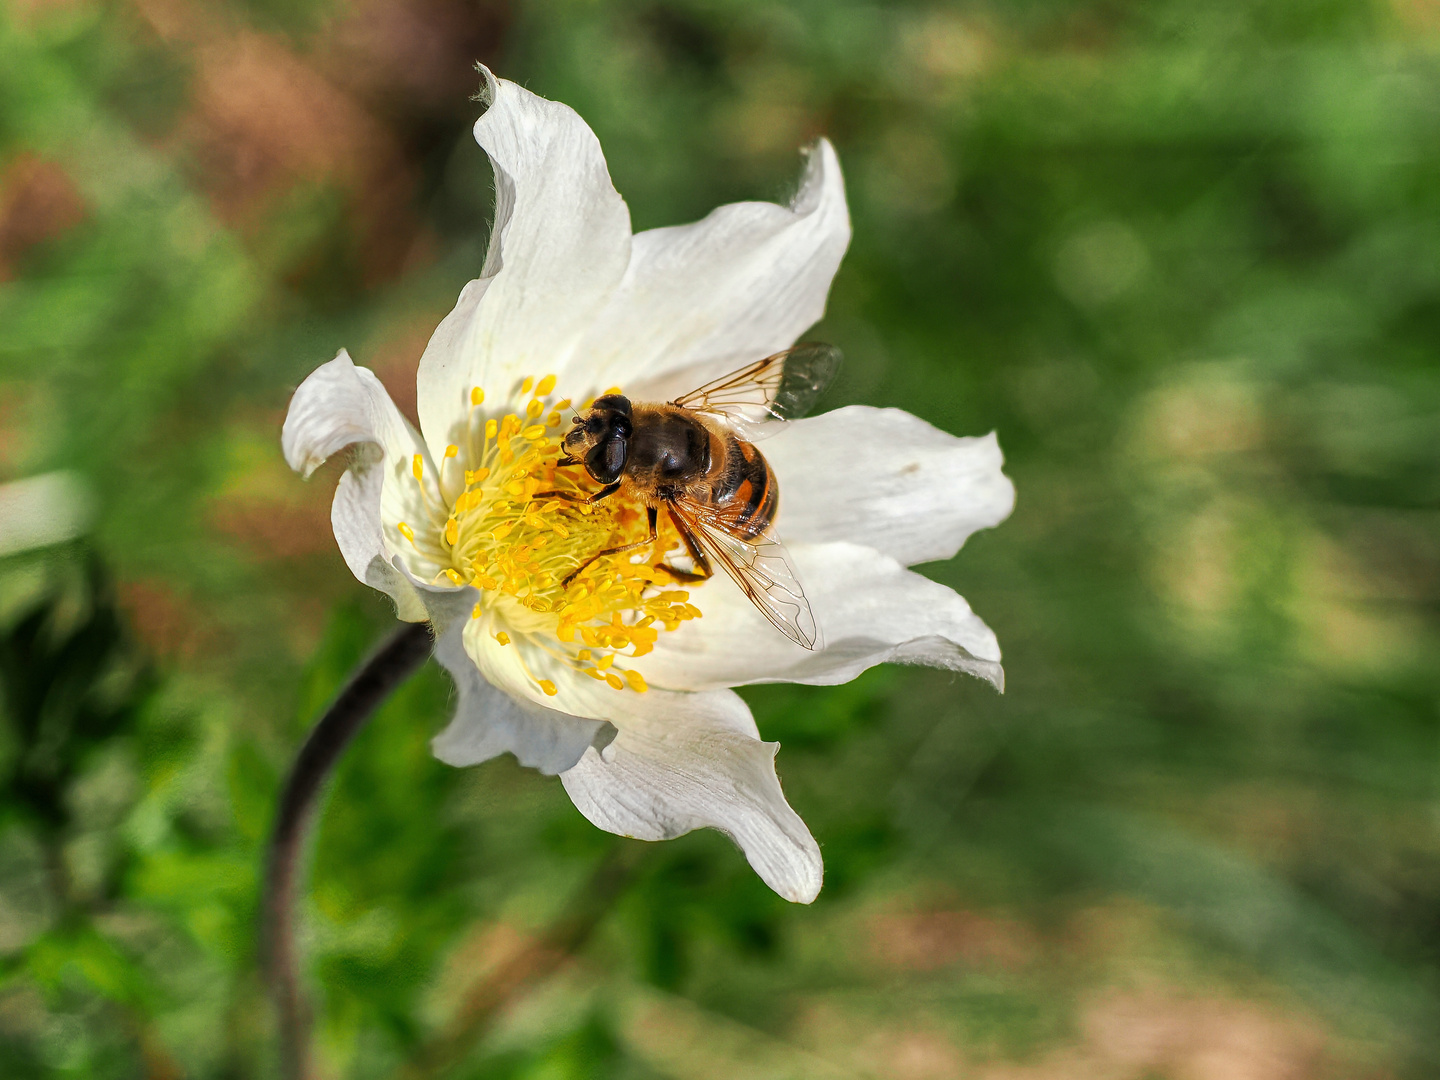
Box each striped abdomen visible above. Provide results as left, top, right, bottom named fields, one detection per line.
left=707, top=432, right=778, bottom=540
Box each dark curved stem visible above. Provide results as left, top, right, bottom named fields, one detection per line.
left=263, top=621, right=433, bottom=1080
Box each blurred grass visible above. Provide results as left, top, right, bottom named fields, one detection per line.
left=2, top=0, right=1439, bottom=1076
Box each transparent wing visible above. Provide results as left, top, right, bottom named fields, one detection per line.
left=669, top=497, right=819, bottom=650
left=671, top=344, right=841, bottom=438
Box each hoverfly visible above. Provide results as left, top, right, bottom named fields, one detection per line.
left=554, top=343, right=841, bottom=650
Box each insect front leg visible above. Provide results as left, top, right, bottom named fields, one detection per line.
left=655, top=506, right=713, bottom=583
left=561, top=505, right=659, bottom=588
left=534, top=481, right=622, bottom=505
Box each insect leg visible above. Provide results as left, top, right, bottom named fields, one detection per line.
left=561, top=506, right=658, bottom=588
left=534, top=481, right=622, bottom=505
left=655, top=506, right=713, bottom=583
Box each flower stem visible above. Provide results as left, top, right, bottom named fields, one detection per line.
left=263, top=621, right=433, bottom=1080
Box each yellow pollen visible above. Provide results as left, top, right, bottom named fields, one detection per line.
left=471, top=386, right=485, bottom=406
left=412, top=455, right=424, bottom=481
left=397, top=522, right=415, bottom=542
left=521, top=376, right=534, bottom=395
left=538, top=679, right=558, bottom=696
left=445, top=444, right=459, bottom=458
left=555, top=399, right=571, bottom=411
left=428, top=380, right=701, bottom=692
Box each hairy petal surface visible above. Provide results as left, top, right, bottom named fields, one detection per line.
left=416, top=68, right=633, bottom=457
left=584, top=140, right=851, bottom=400
left=642, top=541, right=1004, bottom=692
left=560, top=689, right=822, bottom=903
left=764, top=407, right=1016, bottom=567
left=282, top=351, right=440, bottom=621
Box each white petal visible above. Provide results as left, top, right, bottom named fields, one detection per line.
left=416, top=68, right=632, bottom=457
left=560, top=689, right=822, bottom=903
left=764, top=407, right=1016, bottom=567
left=430, top=616, right=616, bottom=775
left=282, top=351, right=441, bottom=620
left=640, top=541, right=1004, bottom=693
left=331, top=462, right=426, bottom=622
left=577, top=139, right=851, bottom=400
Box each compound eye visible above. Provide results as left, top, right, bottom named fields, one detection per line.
left=585, top=436, right=627, bottom=484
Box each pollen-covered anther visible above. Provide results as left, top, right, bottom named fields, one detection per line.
left=399, top=380, right=699, bottom=691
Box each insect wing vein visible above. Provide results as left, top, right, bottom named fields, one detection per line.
left=670, top=497, right=819, bottom=650
left=673, top=344, right=841, bottom=427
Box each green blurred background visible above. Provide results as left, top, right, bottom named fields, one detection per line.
left=2, top=0, right=1438, bottom=1076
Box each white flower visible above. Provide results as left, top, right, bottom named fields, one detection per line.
left=281, top=69, right=1014, bottom=904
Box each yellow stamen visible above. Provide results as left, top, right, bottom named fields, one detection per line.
left=425, top=379, right=701, bottom=695
left=521, top=376, right=534, bottom=395
left=444, top=444, right=459, bottom=459
left=397, top=522, right=415, bottom=542
left=538, top=679, right=558, bottom=696
left=604, top=386, right=622, bottom=396
left=412, top=454, right=424, bottom=481
left=471, top=386, right=485, bottom=407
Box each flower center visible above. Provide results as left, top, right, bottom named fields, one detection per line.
left=397, top=375, right=701, bottom=696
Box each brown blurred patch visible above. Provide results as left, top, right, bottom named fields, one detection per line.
left=7, top=0, right=92, bottom=28
left=365, top=312, right=455, bottom=425
left=865, top=1027, right=966, bottom=1080
left=117, top=577, right=212, bottom=661
left=209, top=493, right=336, bottom=561
left=316, top=0, right=508, bottom=125
left=207, top=417, right=339, bottom=561
left=0, top=154, right=88, bottom=281
left=130, top=0, right=495, bottom=286
left=0, top=381, right=39, bottom=477
left=868, top=906, right=1039, bottom=972
left=1074, top=989, right=1329, bottom=1080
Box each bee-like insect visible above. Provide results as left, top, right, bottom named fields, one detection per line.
left=555, top=343, right=841, bottom=650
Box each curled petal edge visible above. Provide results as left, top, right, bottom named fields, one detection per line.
left=560, top=689, right=822, bottom=903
